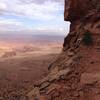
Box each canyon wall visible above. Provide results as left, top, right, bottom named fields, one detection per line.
left=25, top=0, right=100, bottom=100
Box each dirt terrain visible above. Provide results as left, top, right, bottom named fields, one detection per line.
left=0, top=40, right=62, bottom=99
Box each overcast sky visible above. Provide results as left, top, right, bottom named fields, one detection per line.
left=0, top=0, right=70, bottom=35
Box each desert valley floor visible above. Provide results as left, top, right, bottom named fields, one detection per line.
left=0, top=35, right=100, bottom=100
left=0, top=38, right=62, bottom=99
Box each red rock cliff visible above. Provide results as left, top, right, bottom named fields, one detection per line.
left=25, top=0, right=100, bottom=100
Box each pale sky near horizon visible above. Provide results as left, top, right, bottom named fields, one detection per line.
left=0, top=0, right=70, bottom=35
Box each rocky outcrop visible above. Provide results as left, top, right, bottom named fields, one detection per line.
left=24, top=0, right=100, bottom=100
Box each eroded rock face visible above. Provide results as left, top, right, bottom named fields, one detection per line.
left=63, top=0, right=100, bottom=50
left=24, top=0, right=100, bottom=100
left=64, top=0, right=100, bottom=22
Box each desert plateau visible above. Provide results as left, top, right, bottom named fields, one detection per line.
left=0, top=34, right=63, bottom=99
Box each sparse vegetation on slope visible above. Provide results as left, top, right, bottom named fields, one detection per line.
left=82, top=30, right=93, bottom=46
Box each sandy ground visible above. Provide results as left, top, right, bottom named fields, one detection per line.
left=0, top=41, right=62, bottom=99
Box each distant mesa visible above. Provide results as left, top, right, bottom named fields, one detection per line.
left=2, top=51, right=16, bottom=58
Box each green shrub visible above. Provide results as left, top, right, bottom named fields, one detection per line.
left=82, top=31, right=93, bottom=46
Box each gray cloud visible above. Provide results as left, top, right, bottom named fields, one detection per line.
left=0, top=0, right=68, bottom=35
left=19, top=0, right=63, bottom=4
left=0, top=0, right=63, bottom=20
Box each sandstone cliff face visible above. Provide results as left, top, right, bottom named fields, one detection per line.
left=25, top=0, right=100, bottom=100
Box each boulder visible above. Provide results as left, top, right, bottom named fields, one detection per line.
left=27, top=87, right=40, bottom=100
